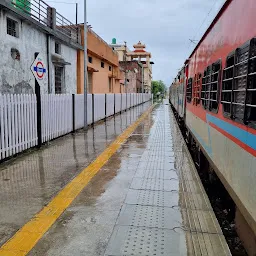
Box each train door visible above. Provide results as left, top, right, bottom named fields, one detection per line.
left=179, top=67, right=186, bottom=118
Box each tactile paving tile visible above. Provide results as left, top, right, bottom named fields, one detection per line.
left=137, top=160, right=176, bottom=171
left=125, top=189, right=180, bottom=208
left=104, top=225, right=188, bottom=256
left=134, top=169, right=178, bottom=180
left=125, top=189, right=213, bottom=210
left=140, top=155, right=175, bottom=163
left=142, top=149, right=175, bottom=158
left=130, top=177, right=179, bottom=192
left=117, top=204, right=183, bottom=229
left=104, top=104, right=231, bottom=256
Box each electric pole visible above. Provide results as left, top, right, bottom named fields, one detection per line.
left=84, top=1, right=88, bottom=129
left=124, top=41, right=128, bottom=111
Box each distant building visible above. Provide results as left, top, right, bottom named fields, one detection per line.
left=109, top=40, right=132, bottom=62
left=77, top=26, right=125, bottom=94
left=119, top=61, right=143, bottom=93
left=127, top=42, right=153, bottom=93
left=0, top=0, right=81, bottom=94
left=110, top=40, right=153, bottom=93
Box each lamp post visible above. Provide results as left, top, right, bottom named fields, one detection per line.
left=142, top=64, right=144, bottom=102
left=138, top=62, right=144, bottom=101
left=84, top=1, right=88, bottom=130
left=124, top=41, right=128, bottom=111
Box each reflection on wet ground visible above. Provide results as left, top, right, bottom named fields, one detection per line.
left=28, top=101, right=231, bottom=256
left=0, top=102, right=151, bottom=248
left=1, top=101, right=231, bottom=256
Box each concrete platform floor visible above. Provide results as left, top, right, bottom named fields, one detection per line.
left=0, top=101, right=231, bottom=256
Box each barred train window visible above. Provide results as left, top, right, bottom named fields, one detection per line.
left=186, top=78, right=192, bottom=103
left=193, top=73, right=201, bottom=105
left=221, top=38, right=256, bottom=128
left=201, top=61, right=221, bottom=112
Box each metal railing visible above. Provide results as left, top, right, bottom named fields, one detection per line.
left=10, top=0, right=81, bottom=45
left=11, top=0, right=51, bottom=27
left=56, top=11, right=81, bottom=44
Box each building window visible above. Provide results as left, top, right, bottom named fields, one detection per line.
left=7, top=18, right=18, bottom=37
left=186, top=78, right=193, bottom=103
left=88, top=56, right=92, bottom=63
left=109, top=66, right=112, bottom=71
left=101, top=62, right=104, bottom=68
left=193, top=73, right=202, bottom=105
left=55, top=42, right=61, bottom=54
left=201, top=60, right=221, bottom=112
left=55, top=66, right=64, bottom=94
left=221, top=38, right=256, bottom=128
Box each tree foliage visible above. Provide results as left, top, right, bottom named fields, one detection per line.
left=151, top=80, right=166, bottom=99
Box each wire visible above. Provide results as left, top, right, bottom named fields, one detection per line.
left=46, top=0, right=77, bottom=4
left=187, top=0, right=219, bottom=50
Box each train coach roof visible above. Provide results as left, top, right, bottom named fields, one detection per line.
left=187, top=0, right=231, bottom=60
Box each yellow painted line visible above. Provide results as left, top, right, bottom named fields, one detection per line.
left=0, top=105, right=154, bottom=256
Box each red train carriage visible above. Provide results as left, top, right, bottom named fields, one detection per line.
left=170, top=0, right=256, bottom=254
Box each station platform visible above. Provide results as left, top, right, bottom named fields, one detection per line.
left=0, top=100, right=231, bottom=256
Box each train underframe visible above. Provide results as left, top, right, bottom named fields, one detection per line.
left=170, top=101, right=255, bottom=256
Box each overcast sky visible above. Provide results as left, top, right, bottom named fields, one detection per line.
left=46, top=0, right=226, bottom=86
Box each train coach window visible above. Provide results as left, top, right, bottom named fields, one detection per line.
left=201, top=61, right=221, bottom=112
left=186, top=78, right=193, bottom=103
left=201, top=67, right=211, bottom=109
left=193, top=73, right=201, bottom=105
left=221, top=38, right=256, bottom=128
left=210, top=61, right=221, bottom=111
left=246, top=39, right=256, bottom=128
left=222, top=53, right=235, bottom=117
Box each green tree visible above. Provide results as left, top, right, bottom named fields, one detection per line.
left=151, top=80, right=166, bottom=99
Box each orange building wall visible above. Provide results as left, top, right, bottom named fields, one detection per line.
left=77, top=26, right=123, bottom=94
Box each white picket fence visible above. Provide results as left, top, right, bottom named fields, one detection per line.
left=0, top=94, right=37, bottom=160
left=74, top=94, right=93, bottom=130
left=0, top=93, right=152, bottom=161
left=41, top=95, right=73, bottom=143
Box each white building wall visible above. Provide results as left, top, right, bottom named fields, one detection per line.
left=0, top=9, right=77, bottom=94
left=50, top=41, right=77, bottom=94
left=0, top=10, right=48, bottom=94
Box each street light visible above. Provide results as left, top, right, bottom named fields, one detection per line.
left=84, top=0, right=88, bottom=130
left=124, top=41, right=128, bottom=111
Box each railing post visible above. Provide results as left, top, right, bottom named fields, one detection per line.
left=114, top=93, right=116, bottom=115
left=105, top=94, right=107, bottom=121
left=92, top=94, right=95, bottom=125
left=34, top=53, right=42, bottom=148
left=120, top=93, right=122, bottom=114
left=47, top=7, right=56, bottom=30
left=72, top=94, right=75, bottom=133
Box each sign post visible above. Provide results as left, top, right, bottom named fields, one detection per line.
left=31, top=52, right=47, bottom=147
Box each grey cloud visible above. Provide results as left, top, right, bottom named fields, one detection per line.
left=46, top=0, right=226, bottom=86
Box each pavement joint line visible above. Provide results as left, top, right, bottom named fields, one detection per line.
left=0, top=105, right=155, bottom=256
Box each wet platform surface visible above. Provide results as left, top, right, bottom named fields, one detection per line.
left=0, top=101, right=231, bottom=255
